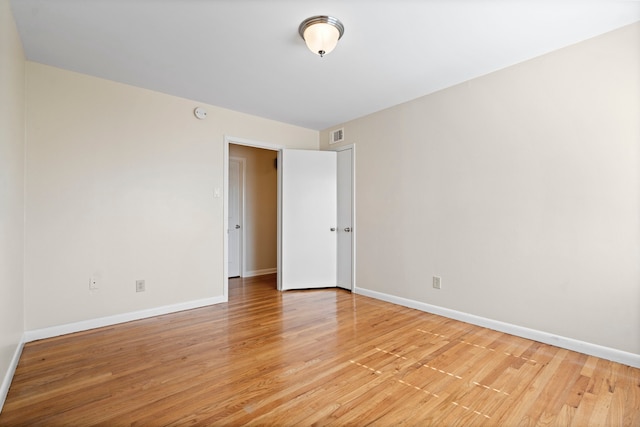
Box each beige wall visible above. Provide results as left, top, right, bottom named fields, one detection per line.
left=24, top=63, right=317, bottom=330
left=321, top=23, right=640, bottom=355
left=229, top=144, right=278, bottom=276
left=0, top=0, right=26, bottom=403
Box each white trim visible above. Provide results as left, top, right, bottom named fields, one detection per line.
left=354, top=286, right=640, bottom=368
left=224, top=136, right=285, bottom=152
left=24, top=296, right=226, bottom=343
left=223, top=140, right=230, bottom=296
left=331, top=143, right=356, bottom=291
left=0, top=335, right=25, bottom=413
left=277, top=150, right=282, bottom=291
left=242, top=268, right=277, bottom=278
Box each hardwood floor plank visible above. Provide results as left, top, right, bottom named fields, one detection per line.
left=1, top=274, right=638, bottom=426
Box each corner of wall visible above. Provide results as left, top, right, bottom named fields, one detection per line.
left=0, top=335, right=25, bottom=412
left=0, top=0, right=27, bottom=414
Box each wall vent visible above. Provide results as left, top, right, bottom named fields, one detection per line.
left=330, top=128, right=344, bottom=144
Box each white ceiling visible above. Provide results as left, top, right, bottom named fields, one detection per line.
left=10, top=0, right=640, bottom=130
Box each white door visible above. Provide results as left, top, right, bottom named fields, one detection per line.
left=280, top=149, right=337, bottom=290
left=228, top=159, right=242, bottom=278
left=337, top=148, right=353, bottom=290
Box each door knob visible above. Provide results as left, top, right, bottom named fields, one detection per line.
left=235, top=224, right=241, bottom=229
left=344, top=227, right=351, bottom=232
left=330, top=227, right=336, bottom=231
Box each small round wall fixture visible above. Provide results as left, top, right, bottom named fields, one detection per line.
left=194, top=107, right=208, bottom=119
left=298, top=15, right=344, bottom=57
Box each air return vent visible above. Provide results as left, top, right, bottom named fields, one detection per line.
left=330, top=128, right=344, bottom=144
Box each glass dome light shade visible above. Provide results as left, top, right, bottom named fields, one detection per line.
left=298, top=16, right=344, bottom=57
left=303, top=23, right=340, bottom=56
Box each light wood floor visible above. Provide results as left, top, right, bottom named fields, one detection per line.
left=1, top=274, right=639, bottom=426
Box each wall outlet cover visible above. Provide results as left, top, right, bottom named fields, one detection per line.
left=433, top=276, right=442, bottom=289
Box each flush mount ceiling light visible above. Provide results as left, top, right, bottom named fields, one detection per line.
left=298, top=15, right=345, bottom=57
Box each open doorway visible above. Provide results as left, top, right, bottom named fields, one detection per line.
left=227, top=143, right=279, bottom=281
left=224, top=137, right=283, bottom=297
left=223, top=137, right=355, bottom=297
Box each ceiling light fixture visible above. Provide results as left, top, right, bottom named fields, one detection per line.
left=298, top=15, right=344, bottom=57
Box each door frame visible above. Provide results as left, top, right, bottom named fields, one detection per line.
left=223, top=136, right=356, bottom=297
left=331, top=143, right=357, bottom=292
left=228, top=156, right=246, bottom=278
left=223, top=136, right=283, bottom=298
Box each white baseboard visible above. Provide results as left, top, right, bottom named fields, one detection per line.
left=1, top=334, right=25, bottom=414
left=24, top=296, right=227, bottom=343
left=354, top=286, right=640, bottom=369
left=242, top=268, right=277, bottom=278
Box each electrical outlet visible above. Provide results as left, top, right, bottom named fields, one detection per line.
left=433, top=276, right=442, bottom=289
left=136, top=279, right=145, bottom=292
